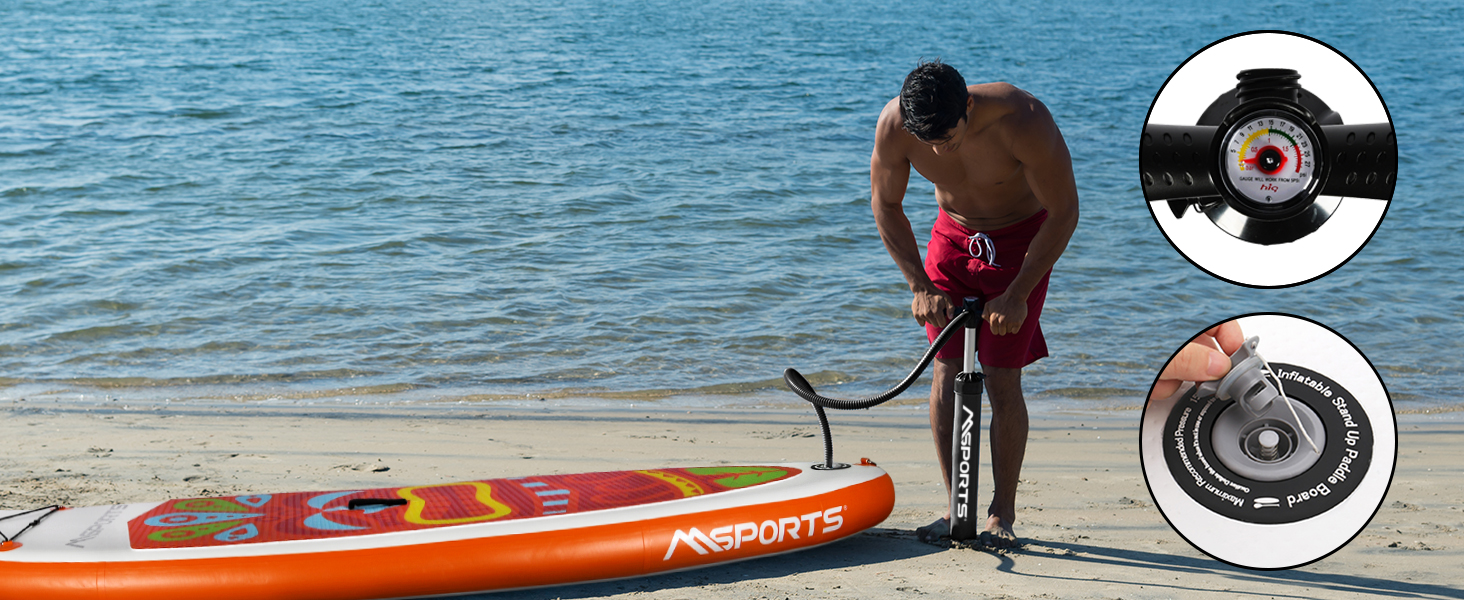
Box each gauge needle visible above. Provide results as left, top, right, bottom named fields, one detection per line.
left=1242, top=154, right=1288, bottom=172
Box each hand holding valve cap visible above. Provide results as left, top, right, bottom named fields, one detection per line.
left=1196, top=336, right=1320, bottom=455
left=1196, top=337, right=1280, bottom=416
left=1150, top=320, right=1245, bottom=401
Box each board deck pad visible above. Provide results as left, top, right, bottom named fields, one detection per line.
left=128, top=466, right=797, bottom=550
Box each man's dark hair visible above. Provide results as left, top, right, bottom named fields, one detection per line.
left=900, top=59, right=969, bottom=141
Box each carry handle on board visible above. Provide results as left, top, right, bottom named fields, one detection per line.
left=949, top=297, right=984, bottom=542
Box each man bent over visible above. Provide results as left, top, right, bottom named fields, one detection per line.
left=870, top=60, right=1079, bottom=548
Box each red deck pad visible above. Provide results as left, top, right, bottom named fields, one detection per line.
left=128, top=466, right=797, bottom=549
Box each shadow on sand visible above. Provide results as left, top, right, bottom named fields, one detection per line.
left=480, top=529, right=1460, bottom=600
left=997, top=538, right=1460, bottom=600
left=482, top=527, right=942, bottom=599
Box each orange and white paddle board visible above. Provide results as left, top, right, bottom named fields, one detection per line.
left=0, top=461, right=893, bottom=599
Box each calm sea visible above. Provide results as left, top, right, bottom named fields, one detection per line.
left=3, top=1, right=1460, bottom=408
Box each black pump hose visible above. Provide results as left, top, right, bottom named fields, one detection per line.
left=784, top=309, right=974, bottom=468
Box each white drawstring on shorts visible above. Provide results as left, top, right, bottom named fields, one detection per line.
left=966, top=232, right=999, bottom=267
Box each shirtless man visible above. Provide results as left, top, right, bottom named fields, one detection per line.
left=871, top=60, right=1078, bottom=548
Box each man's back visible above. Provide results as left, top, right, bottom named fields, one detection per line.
left=873, top=82, right=1065, bottom=231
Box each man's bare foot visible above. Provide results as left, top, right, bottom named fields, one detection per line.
left=915, top=516, right=950, bottom=546
left=979, top=515, right=1019, bottom=549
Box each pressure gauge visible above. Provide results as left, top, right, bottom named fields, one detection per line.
left=1140, top=69, right=1395, bottom=245
left=1220, top=112, right=1320, bottom=208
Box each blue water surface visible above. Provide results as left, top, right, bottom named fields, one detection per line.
left=2, top=0, right=1460, bottom=407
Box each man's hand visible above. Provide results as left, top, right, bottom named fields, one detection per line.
left=1149, top=320, right=1245, bottom=401
left=912, top=287, right=956, bottom=329
left=983, top=291, right=1027, bottom=336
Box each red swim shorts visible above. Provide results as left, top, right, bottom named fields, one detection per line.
left=923, top=208, right=1051, bottom=368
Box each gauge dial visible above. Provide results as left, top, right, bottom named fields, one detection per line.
left=1222, top=114, right=1318, bottom=206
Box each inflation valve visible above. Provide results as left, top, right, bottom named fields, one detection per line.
left=1155, top=335, right=1372, bottom=525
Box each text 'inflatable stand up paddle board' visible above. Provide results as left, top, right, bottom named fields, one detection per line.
left=1140, top=315, right=1396, bottom=569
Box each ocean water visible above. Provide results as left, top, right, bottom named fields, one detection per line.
left=2, top=1, right=1460, bottom=408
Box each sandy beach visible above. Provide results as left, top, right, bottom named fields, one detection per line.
left=3, top=397, right=1459, bottom=599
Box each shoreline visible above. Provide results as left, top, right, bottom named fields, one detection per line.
left=2, top=401, right=1459, bottom=599
left=5, top=383, right=1459, bottom=417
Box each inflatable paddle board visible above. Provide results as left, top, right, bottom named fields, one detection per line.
left=0, top=461, right=893, bottom=599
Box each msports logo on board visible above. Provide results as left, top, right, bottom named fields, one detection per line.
left=663, top=506, right=845, bottom=560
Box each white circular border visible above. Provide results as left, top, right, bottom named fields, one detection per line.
left=1144, top=32, right=1392, bottom=288
left=1141, top=314, right=1396, bottom=569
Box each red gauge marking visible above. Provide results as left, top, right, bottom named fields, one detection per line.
left=1241, top=145, right=1288, bottom=175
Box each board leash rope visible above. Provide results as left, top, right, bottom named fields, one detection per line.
left=0, top=505, right=62, bottom=546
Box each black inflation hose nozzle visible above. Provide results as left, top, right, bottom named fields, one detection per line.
left=784, top=299, right=982, bottom=470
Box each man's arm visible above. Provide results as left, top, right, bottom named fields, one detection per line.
left=984, top=98, right=1080, bottom=335
left=871, top=102, right=955, bottom=329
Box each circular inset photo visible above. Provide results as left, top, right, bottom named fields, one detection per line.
left=1140, top=314, right=1396, bottom=569
left=1139, top=31, right=1397, bottom=288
